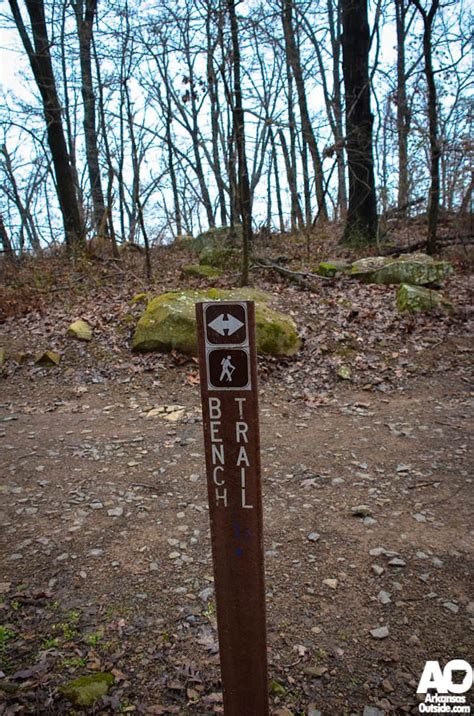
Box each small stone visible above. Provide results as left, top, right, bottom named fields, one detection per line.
left=442, top=602, right=459, bottom=614
left=89, top=501, right=103, bottom=510
left=432, top=557, right=443, bottom=568
left=107, top=507, right=123, bottom=517
left=388, top=557, right=406, bottom=567
left=416, top=551, right=429, bottom=559
left=35, top=350, right=61, bottom=367
left=363, top=516, right=377, bottom=526
left=307, top=532, right=320, bottom=542
left=199, top=587, right=214, bottom=602
left=308, top=706, right=322, bottom=716
left=466, top=602, right=474, bottom=616
left=88, top=548, right=104, bottom=557
left=168, top=551, right=181, bottom=560
left=60, top=673, right=114, bottom=707
left=378, top=590, right=392, bottom=605
left=412, top=513, right=427, bottom=522
left=323, top=578, right=338, bottom=590
left=67, top=319, right=92, bottom=342
left=370, top=626, right=389, bottom=639
left=189, top=474, right=199, bottom=483
left=10, top=553, right=23, bottom=561
left=351, top=504, right=372, bottom=517
left=363, top=707, right=385, bottom=716
left=371, top=565, right=385, bottom=576
left=370, top=547, right=388, bottom=557
left=337, top=365, right=352, bottom=380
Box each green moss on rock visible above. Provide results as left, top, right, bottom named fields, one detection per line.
left=315, top=260, right=351, bottom=277
left=351, top=253, right=452, bottom=285
left=199, top=245, right=239, bottom=269
left=0, top=347, right=5, bottom=368
left=182, top=264, right=223, bottom=279
left=59, top=673, right=114, bottom=707
left=396, top=283, right=453, bottom=313
left=131, top=288, right=300, bottom=356
left=67, top=319, right=92, bottom=342
left=35, top=350, right=61, bottom=367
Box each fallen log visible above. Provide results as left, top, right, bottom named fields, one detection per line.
left=251, top=257, right=331, bottom=291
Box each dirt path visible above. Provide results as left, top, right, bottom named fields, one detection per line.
left=1, top=365, right=472, bottom=715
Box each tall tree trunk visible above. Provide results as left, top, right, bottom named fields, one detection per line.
left=341, top=0, right=378, bottom=244
left=0, top=212, right=17, bottom=263
left=395, top=0, right=410, bottom=214
left=282, top=0, right=328, bottom=222
left=278, top=129, right=304, bottom=229
left=270, top=129, right=285, bottom=233
left=92, top=33, right=119, bottom=256
left=8, top=0, right=85, bottom=253
left=72, top=0, right=108, bottom=237
left=206, top=7, right=227, bottom=227
left=1, top=144, right=42, bottom=253
left=228, top=0, right=252, bottom=286
left=410, top=0, right=440, bottom=254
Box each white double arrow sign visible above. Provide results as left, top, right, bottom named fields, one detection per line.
left=209, top=312, right=244, bottom=336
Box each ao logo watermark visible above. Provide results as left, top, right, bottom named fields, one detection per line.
left=417, top=660, right=472, bottom=694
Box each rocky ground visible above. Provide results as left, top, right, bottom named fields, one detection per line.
left=0, top=241, right=473, bottom=714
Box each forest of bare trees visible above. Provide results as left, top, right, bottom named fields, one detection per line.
left=0, top=0, right=471, bottom=260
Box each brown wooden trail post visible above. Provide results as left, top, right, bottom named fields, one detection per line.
left=196, top=300, right=269, bottom=716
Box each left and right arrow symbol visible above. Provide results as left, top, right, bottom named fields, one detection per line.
left=208, top=312, right=244, bottom=337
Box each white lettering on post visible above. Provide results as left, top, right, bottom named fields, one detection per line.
left=234, top=397, right=246, bottom=420
left=209, top=397, right=221, bottom=419
left=240, top=468, right=254, bottom=509
left=210, top=421, right=223, bottom=443
left=236, top=446, right=250, bottom=467
left=215, top=487, right=228, bottom=506
left=236, top=421, right=249, bottom=444
left=213, top=466, right=225, bottom=485
left=211, top=444, right=225, bottom=465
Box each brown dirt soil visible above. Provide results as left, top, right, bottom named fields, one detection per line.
left=0, top=245, right=473, bottom=715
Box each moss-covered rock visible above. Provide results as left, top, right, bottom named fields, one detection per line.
left=351, top=253, right=452, bottom=285
left=185, top=225, right=242, bottom=268
left=130, top=292, right=150, bottom=305
left=131, top=288, right=300, bottom=356
left=67, top=319, right=92, bottom=342
left=35, top=350, right=61, bottom=367
left=199, top=245, right=239, bottom=269
left=59, top=673, right=114, bottom=707
left=197, top=225, right=243, bottom=245
left=182, top=264, right=223, bottom=279
left=315, top=260, right=351, bottom=277
left=396, top=283, right=454, bottom=313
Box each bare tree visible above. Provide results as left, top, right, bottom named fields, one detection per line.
left=8, top=0, right=85, bottom=253
left=341, top=0, right=378, bottom=244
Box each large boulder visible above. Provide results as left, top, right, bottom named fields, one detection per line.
left=131, top=288, right=301, bottom=356
left=186, top=226, right=242, bottom=269
left=351, top=253, right=452, bottom=285
left=182, top=264, right=222, bottom=279
left=396, top=283, right=453, bottom=313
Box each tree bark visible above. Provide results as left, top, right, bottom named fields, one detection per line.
left=228, top=0, right=252, bottom=286
left=8, top=0, right=85, bottom=253
left=341, top=0, right=378, bottom=244
left=72, top=0, right=108, bottom=237
left=395, top=0, right=410, bottom=214
left=282, top=0, right=328, bottom=222
left=410, top=0, right=440, bottom=254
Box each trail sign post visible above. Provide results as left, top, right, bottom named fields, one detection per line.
left=196, top=300, right=269, bottom=716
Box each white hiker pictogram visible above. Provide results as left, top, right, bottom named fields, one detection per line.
left=219, top=355, right=235, bottom=382
left=209, top=312, right=244, bottom=336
